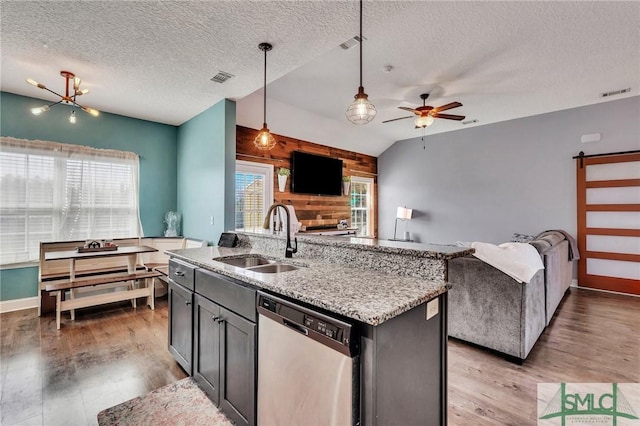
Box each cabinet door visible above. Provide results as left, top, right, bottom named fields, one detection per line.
left=168, top=280, right=193, bottom=374
left=193, top=294, right=221, bottom=405
left=220, top=307, right=256, bottom=426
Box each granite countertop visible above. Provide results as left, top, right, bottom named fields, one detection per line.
left=167, top=246, right=450, bottom=326
left=236, top=229, right=472, bottom=260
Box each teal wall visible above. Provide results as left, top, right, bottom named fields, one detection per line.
left=0, top=91, right=179, bottom=301
left=177, top=99, right=236, bottom=245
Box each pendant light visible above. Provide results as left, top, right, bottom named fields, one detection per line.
left=254, top=42, right=277, bottom=151
left=346, top=0, right=376, bottom=125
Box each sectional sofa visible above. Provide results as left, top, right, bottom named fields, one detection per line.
left=446, top=231, right=575, bottom=362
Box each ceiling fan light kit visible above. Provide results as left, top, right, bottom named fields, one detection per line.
left=25, top=70, right=99, bottom=124
left=254, top=42, right=277, bottom=151
left=383, top=93, right=465, bottom=129
left=346, top=0, right=376, bottom=125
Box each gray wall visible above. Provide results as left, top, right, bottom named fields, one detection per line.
left=378, top=96, right=640, bottom=244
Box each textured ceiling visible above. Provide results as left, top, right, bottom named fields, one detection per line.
left=2, top=1, right=639, bottom=156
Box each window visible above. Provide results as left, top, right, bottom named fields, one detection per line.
left=235, top=160, right=274, bottom=231
left=0, top=137, right=142, bottom=265
left=350, top=176, right=375, bottom=237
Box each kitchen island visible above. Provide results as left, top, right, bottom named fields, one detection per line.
left=166, top=231, right=472, bottom=426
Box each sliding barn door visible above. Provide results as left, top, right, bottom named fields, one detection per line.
left=576, top=152, right=640, bottom=295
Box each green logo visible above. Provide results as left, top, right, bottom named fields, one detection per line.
left=539, top=383, right=638, bottom=425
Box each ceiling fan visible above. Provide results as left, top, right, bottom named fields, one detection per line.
left=382, top=93, right=465, bottom=128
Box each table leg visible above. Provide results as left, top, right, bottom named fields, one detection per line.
left=69, top=259, right=76, bottom=320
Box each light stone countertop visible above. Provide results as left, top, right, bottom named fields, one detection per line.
left=167, top=245, right=452, bottom=326
left=236, top=229, right=472, bottom=260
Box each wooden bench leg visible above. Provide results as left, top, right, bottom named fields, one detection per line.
left=69, top=289, right=75, bottom=321
left=148, top=278, right=155, bottom=310
left=129, top=280, right=137, bottom=309
left=56, top=291, right=61, bottom=330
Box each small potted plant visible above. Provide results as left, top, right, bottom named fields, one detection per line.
left=277, top=167, right=290, bottom=192
left=342, top=176, right=351, bottom=196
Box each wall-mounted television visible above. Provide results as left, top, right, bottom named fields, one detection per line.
left=291, top=151, right=343, bottom=196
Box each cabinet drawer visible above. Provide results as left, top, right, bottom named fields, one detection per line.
left=195, top=269, right=257, bottom=322
left=169, top=258, right=196, bottom=290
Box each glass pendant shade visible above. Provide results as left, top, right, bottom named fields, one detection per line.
left=254, top=125, right=277, bottom=151
left=414, top=115, right=435, bottom=128
left=69, top=110, right=77, bottom=124
left=346, top=87, right=377, bottom=124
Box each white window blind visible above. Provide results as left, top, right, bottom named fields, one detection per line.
left=235, top=160, right=274, bottom=231
left=0, top=137, right=142, bottom=265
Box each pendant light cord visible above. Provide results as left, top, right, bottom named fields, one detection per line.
left=359, top=0, right=363, bottom=89
left=263, top=46, right=267, bottom=126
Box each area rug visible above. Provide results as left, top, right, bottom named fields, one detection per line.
left=97, top=378, right=233, bottom=426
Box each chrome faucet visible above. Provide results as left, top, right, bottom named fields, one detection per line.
left=263, top=203, right=298, bottom=258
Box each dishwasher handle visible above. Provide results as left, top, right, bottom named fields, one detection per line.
left=283, top=319, right=308, bottom=336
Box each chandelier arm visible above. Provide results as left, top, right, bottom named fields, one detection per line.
left=40, top=86, right=66, bottom=99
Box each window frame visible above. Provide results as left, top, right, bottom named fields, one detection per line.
left=235, top=160, right=274, bottom=231
left=0, top=137, right=141, bottom=266
left=350, top=176, right=375, bottom=237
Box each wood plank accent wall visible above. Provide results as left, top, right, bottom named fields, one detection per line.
left=236, top=126, right=378, bottom=236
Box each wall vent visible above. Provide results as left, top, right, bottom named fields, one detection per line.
left=211, top=71, right=234, bottom=83
left=462, top=119, right=479, bottom=125
left=601, top=87, right=631, bottom=98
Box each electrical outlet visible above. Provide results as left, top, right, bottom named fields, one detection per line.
left=426, top=298, right=439, bottom=320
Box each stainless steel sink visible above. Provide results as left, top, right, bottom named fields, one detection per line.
left=215, top=256, right=272, bottom=268
left=246, top=263, right=300, bottom=274
left=214, top=255, right=302, bottom=274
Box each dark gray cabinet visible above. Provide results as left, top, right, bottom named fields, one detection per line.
left=219, top=306, right=256, bottom=426
left=193, top=268, right=257, bottom=426
left=168, top=279, right=193, bottom=374
left=193, top=294, right=221, bottom=404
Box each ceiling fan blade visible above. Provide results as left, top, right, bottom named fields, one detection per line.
left=432, top=102, right=462, bottom=113
left=433, top=113, right=465, bottom=121
left=398, top=106, right=419, bottom=113
left=382, top=116, right=413, bottom=124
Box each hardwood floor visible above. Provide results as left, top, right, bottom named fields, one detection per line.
left=1, top=288, right=638, bottom=425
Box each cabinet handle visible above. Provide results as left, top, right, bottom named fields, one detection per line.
left=212, top=316, right=220, bottom=321
left=175, top=270, right=185, bottom=277
left=216, top=317, right=225, bottom=324
left=185, top=301, right=191, bottom=306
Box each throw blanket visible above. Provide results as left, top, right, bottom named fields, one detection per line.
left=471, top=242, right=544, bottom=284
left=537, top=229, right=580, bottom=260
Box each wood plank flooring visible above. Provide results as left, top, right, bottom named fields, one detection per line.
left=1, top=288, right=638, bottom=425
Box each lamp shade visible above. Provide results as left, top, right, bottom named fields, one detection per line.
left=396, top=206, right=412, bottom=220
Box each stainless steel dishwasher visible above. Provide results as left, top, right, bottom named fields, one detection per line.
left=256, top=291, right=360, bottom=426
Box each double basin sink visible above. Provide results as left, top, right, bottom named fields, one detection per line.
left=214, top=255, right=300, bottom=274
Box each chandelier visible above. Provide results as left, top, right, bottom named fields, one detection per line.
left=26, top=70, right=99, bottom=124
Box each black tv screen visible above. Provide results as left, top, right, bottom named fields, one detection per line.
left=291, top=151, right=343, bottom=196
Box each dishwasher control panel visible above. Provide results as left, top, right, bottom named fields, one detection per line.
left=257, top=292, right=357, bottom=356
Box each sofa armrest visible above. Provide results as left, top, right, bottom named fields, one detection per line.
left=447, top=255, right=546, bottom=360
left=541, top=239, right=572, bottom=325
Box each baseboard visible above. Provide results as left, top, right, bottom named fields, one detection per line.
left=575, top=285, right=639, bottom=298
left=0, top=296, right=39, bottom=314
left=571, top=279, right=578, bottom=288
